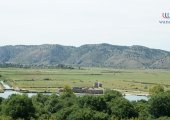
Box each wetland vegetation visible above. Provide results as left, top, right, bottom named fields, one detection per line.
left=0, top=68, right=170, bottom=93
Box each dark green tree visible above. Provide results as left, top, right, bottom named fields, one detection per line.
left=56, top=105, right=78, bottom=120
left=78, top=95, right=107, bottom=112
left=93, top=111, right=109, bottom=120
left=104, top=89, right=122, bottom=102
left=67, top=108, right=109, bottom=120
left=149, top=91, right=170, bottom=118
left=46, top=94, right=60, bottom=113
left=108, top=97, right=138, bottom=119
left=133, top=100, right=151, bottom=120
left=4, top=94, right=35, bottom=120
left=66, top=107, right=93, bottom=120
left=0, top=97, right=4, bottom=104
left=31, top=93, right=50, bottom=118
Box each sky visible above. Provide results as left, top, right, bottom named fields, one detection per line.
left=0, top=0, right=170, bottom=51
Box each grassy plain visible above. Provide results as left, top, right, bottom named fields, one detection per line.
left=0, top=68, right=170, bottom=92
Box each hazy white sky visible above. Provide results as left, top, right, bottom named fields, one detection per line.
left=0, top=0, right=170, bottom=50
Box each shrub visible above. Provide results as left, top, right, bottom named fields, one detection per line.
left=149, top=85, right=164, bottom=95
left=43, top=78, right=50, bottom=80
left=4, top=94, right=35, bottom=120
left=108, top=97, right=138, bottom=119
left=149, top=91, right=170, bottom=118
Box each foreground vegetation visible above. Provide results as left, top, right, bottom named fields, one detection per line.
left=0, top=89, right=170, bottom=120
left=0, top=68, right=170, bottom=93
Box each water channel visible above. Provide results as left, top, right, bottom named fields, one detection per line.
left=0, top=81, right=148, bottom=101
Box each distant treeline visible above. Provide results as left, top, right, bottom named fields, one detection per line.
left=0, top=63, right=75, bottom=69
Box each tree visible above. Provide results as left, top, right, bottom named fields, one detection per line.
left=66, top=108, right=94, bottom=120
left=149, top=85, right=164, bottom=95
left=78, top=95, right=107, bottom=112
left=133, top=100, right=151, bottom=120
left=56, top=105, right=78, bottom=120
left=104, top=89, right=122, bottom=102
left=0, top=115, right=12, bottom=120
left=93, top=111, right=109, bottom=120
left=156, top=116, right=170, bottom=120
left=31, top=93, right=50, bottom=118
left=32, top=93, right=49, bottom=105
left=4, top=94, right=35, bottom=120
left=0, top=97, right=4, bottom=104
left=46, top=94, right=60, bottom=113
left=148, top=91, right=170, bottom=118
left=108, top=97, right=138, bottom=119
left=60, top=85, right=75, bottom=99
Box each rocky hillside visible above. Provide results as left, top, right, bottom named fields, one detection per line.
left=0, top=43, right=170, bottom=69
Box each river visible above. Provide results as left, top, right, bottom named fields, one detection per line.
left=0, top=81, right=148, bottom=101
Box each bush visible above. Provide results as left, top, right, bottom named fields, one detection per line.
left=156, top=116, right=170, bottom=120
left=108, top=97, right=138, bottom=119
left=3, top=94, right=35, bottom=120
left=56, top=105, right=78, bottom=120
left=43, top=78, right=50, bottom=80
left=104, top=89, right=122, bottom=102
left=133, top=100, right=151, bottom=120
left=67, top=108, right=109, bottom=120
left=149, top=85, right=164, bottom=95
left=149, top=91, right=170, bottom=118
left=78, top=95, right=107, bottom=112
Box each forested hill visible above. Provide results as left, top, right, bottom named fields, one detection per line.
left=0, top=43, right=170, bottom=69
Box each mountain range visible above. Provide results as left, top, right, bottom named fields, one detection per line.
left=0, top=43, right=170, bottom=69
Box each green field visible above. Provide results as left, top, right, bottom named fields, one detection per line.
left=0, top=68, right=170, bottom=92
